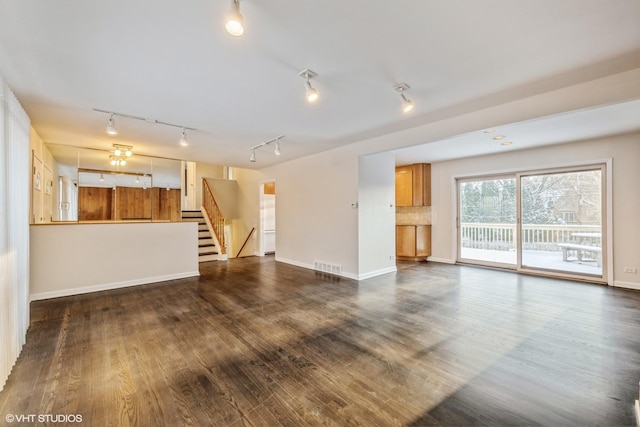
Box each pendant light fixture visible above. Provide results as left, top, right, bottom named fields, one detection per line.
left=110, top=144, right=132, bottom=166
left=225, top=0, right=244, bottom=37
left=106, top=113, right=117, bottom=135
left=299, top=69, right=319, bottom=103
left=394, top=83, right=414, bottom=113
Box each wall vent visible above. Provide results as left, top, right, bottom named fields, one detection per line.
left=314, top=261, right=343, bottom=275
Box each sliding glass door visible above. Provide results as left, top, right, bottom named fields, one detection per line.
left=458, top=165, right=605, bottom=281
left=458, top=176, right=517, bottom=268
left=520, top=167, right=603, bottom=277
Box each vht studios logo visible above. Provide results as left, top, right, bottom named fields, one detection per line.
left=5, top=413, right=83, bottom=423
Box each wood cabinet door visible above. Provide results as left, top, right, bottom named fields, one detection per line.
left=396, top=225, right=417, bottom=257
left=395, top=166, right=414, bottom=207
left=396, top=164, right=430, bottom=207
left=422, top=164, right=431, bottom=207
left=415, top=225, right=432, bottom=257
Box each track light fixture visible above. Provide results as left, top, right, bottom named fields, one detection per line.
left=225, top=0, right=244, bottom=37
left=249, top=135, right=284, bottom=163
left=180, top=128, right=188, bottom=146
left=299, top=69, right=319, bottom=103
left=394, top=83, right=414, bottom=113
left=94, top=109, right=196, bottom=145
left=106, top=114, right=117, bottom=135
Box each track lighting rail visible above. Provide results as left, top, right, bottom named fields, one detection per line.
left=93, top=109, right=197, bottom=131
left=249, top=135, right=284, bottom=162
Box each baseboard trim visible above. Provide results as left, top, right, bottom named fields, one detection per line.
left=275, top=257, right=360, bottom=280
left=358, top=266, right=397, bottom=280
left=30, top=271, right=201, bottom=301
left=426, top=257, right=456, bottom=264
left=275, top=256, right=313, bottom=271
left=613, top=280, right=640, bottom=291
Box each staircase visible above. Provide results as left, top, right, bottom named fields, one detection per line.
left=182, top=210, right=218, bottom=262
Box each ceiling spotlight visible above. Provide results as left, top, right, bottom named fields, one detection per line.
left=106, top=114, right=117, bottom=135
left=484, top=129, right=496, bottom=133
left=401, top=97, right=414, bottom=113
left=225, top=0, right=244, bottom=37
left=394, top=83, right=414, bottom=114
left=248, top=135, right=284, bottom=163
left=299, top=69, right=319, bottom=103
left=493, top=135, right=506, bottom=140
left=501, top=141, right=513, bottom=146
left=180, top=128, right=188, bottom=146
left=114, top=147, right=121, bottom=156
left=125, top=148, right=132, bottom=157
left=99, top=174, right=105, bottom=182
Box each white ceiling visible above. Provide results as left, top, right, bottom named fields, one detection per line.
left=1, top=0, right=639, bottom=168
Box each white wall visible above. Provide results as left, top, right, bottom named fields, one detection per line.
left=0, top=77, right=30, bottom=391
left=30, top=222, right=200, bottom=300
left=207, top=178, right=240, bottom=219
left=195, top=162, right=224, bottom=207
left=430, top=133, right=640, bottom=288
left=358, top=152, right=397, bottom=279
left=259, top=148, right=361, bottom=279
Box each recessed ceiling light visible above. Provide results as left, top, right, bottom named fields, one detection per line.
left=501, top=141, right=513, bottom=146
left=493, top=135, right=506, bottom=140
left=484, top=129, right=495, bottom=133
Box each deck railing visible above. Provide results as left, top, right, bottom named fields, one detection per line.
left=202, top=179, right=226, bottom=254
left=460, top=223, right=601, bottom=251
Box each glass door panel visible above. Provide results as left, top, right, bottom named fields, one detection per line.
left=520, top=169, right=603, bottom=277
left=458, top=177, right=517, bottom=267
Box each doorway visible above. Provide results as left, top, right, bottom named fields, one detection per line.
left=457, top=164, right=606, bottom=281
left=260, top=181, right=276, bottom=255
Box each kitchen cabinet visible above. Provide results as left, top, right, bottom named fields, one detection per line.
left=395, top=163, right=431, bottom=207
left=396, top=225, right=431, bottom=260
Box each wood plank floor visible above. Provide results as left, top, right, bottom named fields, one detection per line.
left=2, top=257, right=640, bottom=426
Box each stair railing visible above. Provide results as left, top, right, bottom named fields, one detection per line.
left=202, top=179, right=227, bottom=254
left=236, top=227, right=256, bottom=258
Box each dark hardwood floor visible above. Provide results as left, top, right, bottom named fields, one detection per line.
left=1, top=257, right=640, bottom=426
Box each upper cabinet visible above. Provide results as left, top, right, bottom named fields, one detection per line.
left=395, top=163, right=431, bottom=207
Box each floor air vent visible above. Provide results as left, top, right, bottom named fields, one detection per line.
left=314, top=261, right=342, bottom=275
